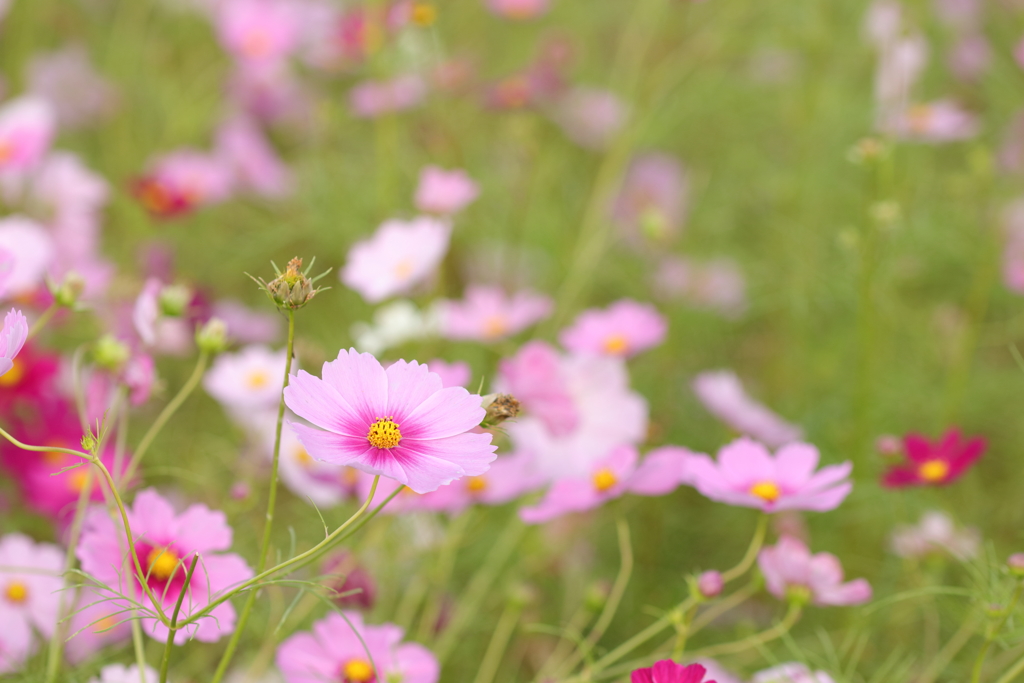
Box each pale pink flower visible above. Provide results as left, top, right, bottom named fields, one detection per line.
left=692, top=371, right=803, bottom=448
left=753, top=663, right=836, bottom=683
left=1003, top=200, right=1024, bottom=293
left=0, top=308, right=28, bottom=378
left=132, top=278, right=163, bottom=347
left=88, top=664, right=161, bottom=683
left=948, top=34, right=990, bottom=82
left=559, top=299, right=667, bottom=358
left=215, top=115, right=293, bottom=198
left=217, top=0, right=302, bottom=65
left=424, top=359, right=470, bottom=388
left=414, top=166, right=479, bottom=215
left=77, top=488, right=255, bottom=643
left=133, top=150, right=234, bottom=218
left=551, top=87, right=629, bottom=150
left=890, top=510, right=980, bottom=560
left=496, top=341, right=648, bottom=480
left=0, top=97, right=56, bottom=172
left=0, top=534, right=63, bottom=645
left=486, top=0, right=550, bottom=20
left=26, top=45, right=118, bottom=129
left=277, top=611, right=439, bottom=683
left=873, top=34, right=928, bottom=123
left=420, top=453, right=543, bottom=516
left=284, top=351, right=497, bottom=493
left=65, top=587, right=132, bottom=664
left=0, top=249, right=12, bottom=297
left=757, top=536, right=871, bottom=606
left=519, top=445, right=693, bottom=523
left=686, top=660, right=743, bottom=683
left=612, top=153, right=688, bottom=244
left=342, top=217, right=451, bottom=303
left=204, top=345, right=288, bottom=421
left=349, top=75, right=427, bottom=118
left=886, top=100, right=979, bottom=142
left=124, top=352, right=157, bottom=406
left=688, top=438, right=852, bottom=513
left=935, top=0, right=981, bottom=30
left=0, top=216, right=54, bottom=299
left=212, top=299, right=282, bottom=343
left=274, top=416, right=358, bottom=508
left=863, top=0, right=903, bottom=48
left=440, top=285, right=552, bottom=342
left=228, top=62, right=315, bottom=125
left=651, top=256, right=747, bottom=317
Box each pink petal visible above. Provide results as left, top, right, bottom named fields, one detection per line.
left=130, top=489, right=177, bottom=543
left=717, top=438, right=774, bottom=486
left=773, top=442, right=819, bottom=489
left=627, top=446, right=694, bottom=496
left=777, top=482, right=852, bottom=512
left=385, top=360, right=444, bottom=420
left=519, top=479, right=603, bottom=524
left=175, top=505, right=233, bottom=553
left=322, top=349, right=388, bottom=422
left=289, top=423, right=375, bottom=466
left=284, top=370, right=367, bottom=437
left=388, top=432, right=496, bottom=493
left=401, top=386, right=486, bottom=440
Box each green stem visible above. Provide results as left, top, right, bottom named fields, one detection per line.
left=27, top=303, right=58, bottom=340
left=0, top=426, right=90, bottom=460
left=918, top=612, right=980, bottom=683
left=721, top=513, right=768, bottom=583
left=670, top=604, right=699, bottom=659
left=970, top=583, right=1024, bottom=683
left=131, top=617, right=150, bottom=683
left=415, top=512, right=472, bottom=643
left=473, top=601, right=522, bottom=683
left=159, top=554, right=200, bottom=683
left=686, top=603, right=802, bottom=658
left=997, top=651, right=1024, bottom=683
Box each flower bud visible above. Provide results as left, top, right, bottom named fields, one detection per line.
left=1008, top=553, right=1024, bottom=577
left=158, top=285, right=191, bottom=317
left=52, top=272, right=86, bottom=308
left=93, top=334, right=131, bottom=372
left=258, top=257, right=327, bottom=311
left=696, top=570, right=723, bottom=599
left=875, top=434, right=902, bottom=457
left=784, top=584, right=812, bottom=607
left=481, top=393, right=520, bottom=426
left=196, top=317, right=229, bottom=354
left=584, top=580, right=611, bottom=612
left=81, top=434, right=96, bottom=452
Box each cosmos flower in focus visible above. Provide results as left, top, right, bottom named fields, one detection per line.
left=691, top=370, right=803, bottom=448
left=631, top=661, right=716, bottom=683
left=881, top=429, right=984, bottom=488
left=415, top=166, right=480, bottom=215
left=688, top=438, right=852, bottom=513
left=559, top=299, right=667, bottom=358
left=284, top=351, right=496, bottom=493
left=132, top=150, right=234, bottom=218
left=342, top=217, right=451, bottom=303
left=439, top=286, right=552, bottom=342
left=0, top=308, right=27, bottom=378
left=890, top=510, right=980, bottom=560
left=272, top=415, right=359, bottom=508
left=758, top=536, right=872, bottom=606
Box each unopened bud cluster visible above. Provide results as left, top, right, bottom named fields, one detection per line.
left=51, top=272, right=86, bottom=308
left=196, top=317, right=229, bottom=354
left=253, top=257, right=330, bottom=311
left=481, top=393, right=520, bottom=427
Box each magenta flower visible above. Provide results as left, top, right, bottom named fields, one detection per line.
left=217, top=0, right=301, bottom=65
left=215, top=115, right=293, bottom=198
left=0, top=216, right=55, bottom=300
left=612, top=152, right=689, bottom=244
left=631, top=661, right=716, bottom=683
left=77, top=488, right=254, bottom=643
left=414, top=166, right=480, bottom=215
left=277, top=611, right=439, bottom=683
left=687, top=438, right=852, bottom=513
left=487, top=0, right=550, bottom=20
left=0, top=308, right=28, bottom=378
left=349, top=75, right=427, bottom=118
left=440, top=285, right=553, bottom=342
left=0, top=96, right=56, bottom=172
left=881, top=428, right=985, bottom=487
left=341, top=217, right=451, bottom=303
left=691, top=371, right=803, bottom=448
left=132, top=150, right=234, bottom=218
left=559, top=299, right=667, bottom=358
left=758, top=536, right=872, bottom=606
left=284, top=351, right=497, bottom=493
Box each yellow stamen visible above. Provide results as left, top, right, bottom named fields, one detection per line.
left=0, top=359, right=24, bottom=387
left=483, top=316, right=507, bottom=339
left=146, top=547, right=181, bottom=581
left=246, top=370, right=269, bottom=390
left=411, top=2, right=437, bottom=25
left=343, top=659, right=375, bottom=683
left=592, top=468, right=618, bottom=492
left=367, top=417, right=402, bottom=450
left=465, top=476, right=488, bottom=494
left=750, top=481, right=781, bottom=503
left=918, top=460, right=949, bottom=483
left=67, top=470, right=89, bottom=492
left=602, top=334, right=629, bottom=355
left=4, top=581, right=28, bottom=603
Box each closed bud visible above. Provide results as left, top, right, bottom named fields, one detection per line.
left=159, top=285, right=191, bottom=317
left=81, top=433, right=96, bottom=452
left=254, top=257, right=330, bottom=311
left=52, top=272, right=86, bottom=308
left=584, top=580, right=611, bottom=612
left=481, top=393, right=520, bottom=426
left=696, top=570, right=723, bottom=599
left=196, top=317, right=230, bottom=354
left=93, top=334, right=131, bottom=372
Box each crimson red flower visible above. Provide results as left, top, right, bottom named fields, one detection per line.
left=882, top=429, right=985, bottom=488
left=632, top=661, right=715, bottom=683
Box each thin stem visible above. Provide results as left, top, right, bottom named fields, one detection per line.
left=721, top=513, right=768, bottom=583
left=121, top=350, right=210, bottom=486
left=159, top=554, right=200, bottom=683
left=970, top=583, right=1024, bottom=683
left=583, top=598, right=696, bottom=677
left=27, top=302, right=58, bottom=340
left=997, top=651, right=1024, bottom=683
left=686, top=603, right=802, bottom=658
left=415, top=512, right=472, bottom=643
left=209, top=311, right=294, bottom=683
left=473, top=601, right=522, bottom=683
left=0, top=426, right=90, bottom=460
left=131, top=617, right=150, bottom=683
left=670, top=604, right=699, bottom=659
left=918, top=611, right=981, bottom=683
left=688, top=581, right=758, bottom=635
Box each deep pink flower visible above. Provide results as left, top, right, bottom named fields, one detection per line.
left=414, top=166, right=479, bottom=215
left=0, top=216, right=55, bottom=300
left=757, top=536, right=872, bottom=606
left=284, top=351, right=497, bottom=493
left=612, top=153, right=689, bottom=244
left=132, top=150, right=234, bottom=218
left=0, top=97, right=56, bottom=172
left=559, top=299, right=667, bottom=358
left=321, top=551, right=376, bottom=610
left=631, top=661, right=715, bottom=683
left=0, top=308, right=27, bottom=378
left=691, top=371, right=803, bottom=448
left=78, top=488, right=254, bottom=643
left=277, top=611, right=439, bottom=683
left=349, top=75, right=427, bottom=118
left=217, top=0, right=301, bottom=65
left=341, top=217, right=451, bottom=303
left=0, top=343, right=59, bottom=416
left=440, top=286, right=552, bottom=342
left=688, top=438, right=852, bottom=513
left=881, top=429, right=985, bottom=487
left=215, top=115, right=293, bottom=198
left=486, top=0, right=550, bottom=21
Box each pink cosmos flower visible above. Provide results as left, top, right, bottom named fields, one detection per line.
left=651, top=256, right=747, bottom=318
left=753, top=663, right=836, bottom=683
left=87, top=664, right=160, bottom=683
left=691, top=371, right=803, bottom=448
left=872, top=35, right=928, bottom=125
left=215, top=115, right=294, bottom=198
left=890, top=510, right=980, bottom=560
left=284, top=350, right=497, bottom=493
left=885, top=100, right=979, bottom=142
left=757, top=536, right=871, bottom=606
left=487, top=0, right=550, bottom=21
left=228, top=62, right=315, bottom=125
left=204, top=345, right=288, bottom=425
left=217, top=0, right=301, bottom=65
left=948, top=34, right=990, bottom=82
left=212, top=299, right=282, bottom=343
left=440, top=286, right=553, bottom=342
left=277, top=611, right=439, bottom=683
left=687, top=438, right=852, bottom=513
left=0, top=343, right=59, bottom=416
left=496, top=341, right=648, bottom=480
left=419, top=453, right=543, bottom=516
left=631, top=661, right=715, bottom=683
left=27, top=45, right=118, bottom=129
left=349, top=75, right=427, bottom=118
left=519, top=445, right=694, bottom=524
left=0, top=535, right=63, bottom=648
left=551, top=87, right=629, bottom=150
left=414, top=166, right=480, bottom=215
left=424, top=359, right=470, bottom=389
left=559, top=299, right=667, bottom=358
left=0, top=216, right=55, bottom=300
left=612, top=153, right=689, bottom=245
left=321, top=551, right=376, bottom=610
left=78, top=488, right=254, bottom=643
left=881, top=428, right=985, bottom=487
left=341, top=217, right=451, bottom=303
left=65, top=586, right=132, bottom=664
left=0, top=308, right=27, bottom=378
left=0, top=97, right=56, bottom=172
left=132, top=150, right=234, bottom=218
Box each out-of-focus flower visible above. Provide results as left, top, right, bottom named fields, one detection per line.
left=66, top=587, right=133, bottom=664
left=132, top=150, right=234, bottom=218
left=228, top=63, right=314, bottom=125
left=890, top=510, right=980, bottom=560
left=212, top=299, right=281, bottom=344
left=78, top=488, right=255, bottom=643
left=0, top=534, right=62, bottom=644
left=418, top=453, right=542, bottom=516
left=342, top=217, right=451, bottom=303
left=87, top=664, right=161, bottom=683
left=215, top=115, right=293, bottom=198
left=519, top=445, right=693, bottom=523
left=551, top=87, right=628, bottom=150
left=496, top=341, right=648, bottom=481
left=204, top=345, right=288, bottom=424
left=688, top=438, right=852, bottom=513
left=692, top=371, right=803, bottom=448
left=217, top=0, right=302, bottom=66
left=948, top=34, right=990, bottom=82
left=559, top=299, right=667, bottom=358
left=935, top=0, right=981, bottom=30
left=284, top=351, right=497, bottom=493
left=872, top=34, right=928, bottom=124
left=349, top=74, right=427, bottom=118
left=321, top=551, right=377, bottom=610
left=414, top=166, right=479, bottom=215
left=277, top=611, right=439, bottom=683
left=885, top=100, right=979, bottom=142
left=652, top=256, right=747, bottom=317
left=0, top=343, right=59, bottom=415
left=752, top=663, right=837, bottom=683
left=696, top=571, right=723, bottom=599
left=863, top=0, right=903, bottom=48
left=0, top=309, right=27, bottom=378
left=26, top=45, right=118, bottom=128
left=424, top=359, right=470, bottom=388
left=612, top=153, right=688, bottom=245
left=631, top=661, right=714, bottom=683
left=439, top=286, right=552, bottom=342
left=0, top=97, right=56, bottom=173
left=486, top=0, right=550, bottom=20
left=1004, top=200, right=1024, bottom=292
left=881, top=429, right=985, bottom=487
left=273, top=416, right=357, bottom=507
left=0, top=216, right=55, bottom=300
left=758, top=536, right=872, bottom=606
left=351, top=300, right=441, bottom=355
left=686, top=661, right=742, bottom=683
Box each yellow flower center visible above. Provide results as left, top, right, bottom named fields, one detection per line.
left=67, top=469, right=89, bottom=492
left=465, top=476, right=488, bottom=494
left=146, top=547, right=181, bottom=581
left=294, top=446, right=314, bottom=469
left=0, top=359, right=24, bottom=387
left=412, top=2, right=437, bottom=25
left=394, top=259, right=414, bottom=279
left=4, top=580, right=28, bottom=603
left=918, top=459, right=950, bottom=483
left=602, top=334, right=629, bottom=355
left=483, top=315, right=508, bottom=339
left=343, top=659, right=375, bottom=683
left=750, top=481, right=781, bottom=502
left=92, top=615, right=118, bottom=633
left=246, top=370, right=270, bottom=390
left=592, top=468, right=618, bottom=492
left=367, top=417, right=402, bottom=450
